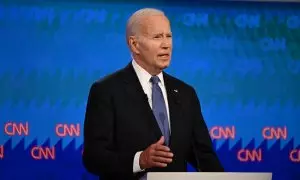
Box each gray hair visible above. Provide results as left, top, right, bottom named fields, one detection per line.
left=126, top=8, right=165, bottom=43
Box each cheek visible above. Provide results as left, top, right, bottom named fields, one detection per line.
left=140, top=41, right=161, bottom=58
left=145, top=48, right=157, bottom=58
left=140, top=44, right=154, bottom=55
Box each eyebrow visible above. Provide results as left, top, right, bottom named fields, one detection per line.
left=152, top=32, right=172, bottom=36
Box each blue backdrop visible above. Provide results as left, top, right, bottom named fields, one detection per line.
left=0, top=0, right=299, bottom=179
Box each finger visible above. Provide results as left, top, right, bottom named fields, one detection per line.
left=154, top=150, right=174, bottom=158
left=156, top=136, right=164, bottom=145
left=152, top=156, right=173, bottom=163
left=155, top=144, right=170, bottom=152
left=152, top=162, right=168, bottom=168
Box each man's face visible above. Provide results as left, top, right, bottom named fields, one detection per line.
left=132, top=15, right=172, bottom=75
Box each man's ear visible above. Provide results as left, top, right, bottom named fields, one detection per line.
left=128, top=36, right=140, bottom=54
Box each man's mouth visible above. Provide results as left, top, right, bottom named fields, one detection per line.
left=158, top=53, right=169, bottom=58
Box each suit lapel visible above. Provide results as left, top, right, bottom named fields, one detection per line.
left=163, top=73, right=182, bottom=148
left=122, top=63, right=163, bottom=141
left=121, top=63, right=183, bottom=147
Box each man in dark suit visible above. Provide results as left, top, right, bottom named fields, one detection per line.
left=82, top=8, right=224, bottom=180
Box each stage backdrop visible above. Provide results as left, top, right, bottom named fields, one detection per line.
left=0, top=0, right=299, bottom=179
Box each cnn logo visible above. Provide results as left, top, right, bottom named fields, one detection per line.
left=4, top=122, right=29, bottom=136
left=0, top=145, right=3, bottom=159
left=290, top=149, right=300, bottom=162
left=237, top=149, right=262, bottom=162
left=31, top=147, right=55, bottom=160
left=210, top=126, right=235, bottom=139
left=56, top=123, right=80, bottom=137
left=262, top=126, right=287, bottom=140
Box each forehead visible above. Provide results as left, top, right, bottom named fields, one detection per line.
left=139, top=15, right=171, bottom=35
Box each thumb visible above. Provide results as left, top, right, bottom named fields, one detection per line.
left=156, top=136, right=165, bottom=145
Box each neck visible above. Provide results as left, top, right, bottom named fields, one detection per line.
left=133, top=57, right=162, bottom=76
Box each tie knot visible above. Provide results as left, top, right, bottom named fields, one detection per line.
left=150, top=76, right=160, bottom=84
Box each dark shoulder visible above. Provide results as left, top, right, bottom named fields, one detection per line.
left=164, top=72, right=195, bottom=93
left=89, top=67, right=126, bottom=93
left=164, top=72, right=200, bottom=104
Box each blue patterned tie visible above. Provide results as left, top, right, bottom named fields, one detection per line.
left=150, top=76, right=170, bottom=146
left=139, top=76, right=170, bottom=180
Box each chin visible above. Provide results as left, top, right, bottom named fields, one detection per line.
left=155, top=58, right=170, bottom=70
left=159, top=63, right=170, bottom=70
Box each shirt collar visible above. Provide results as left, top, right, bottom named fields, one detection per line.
left=131, top=59, right=165, bottom=87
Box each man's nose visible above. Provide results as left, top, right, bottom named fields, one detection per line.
left=161, top=39, right=171, bottom=49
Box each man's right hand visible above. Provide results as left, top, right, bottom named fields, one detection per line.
left=139, top=136, right=174, bottom=169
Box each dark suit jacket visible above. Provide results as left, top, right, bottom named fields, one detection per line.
left=82, top=63, right=224, bottom=180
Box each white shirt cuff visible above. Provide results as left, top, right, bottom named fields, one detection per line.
left=133, top=151, right=144, bottom=173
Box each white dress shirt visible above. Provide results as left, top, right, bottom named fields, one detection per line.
left=131, top=59, right=171, bottom=173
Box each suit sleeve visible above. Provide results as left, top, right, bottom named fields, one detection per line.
left=82, top=82, right=135, bottom=175
left=188, top=88, right=224, bottom=172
